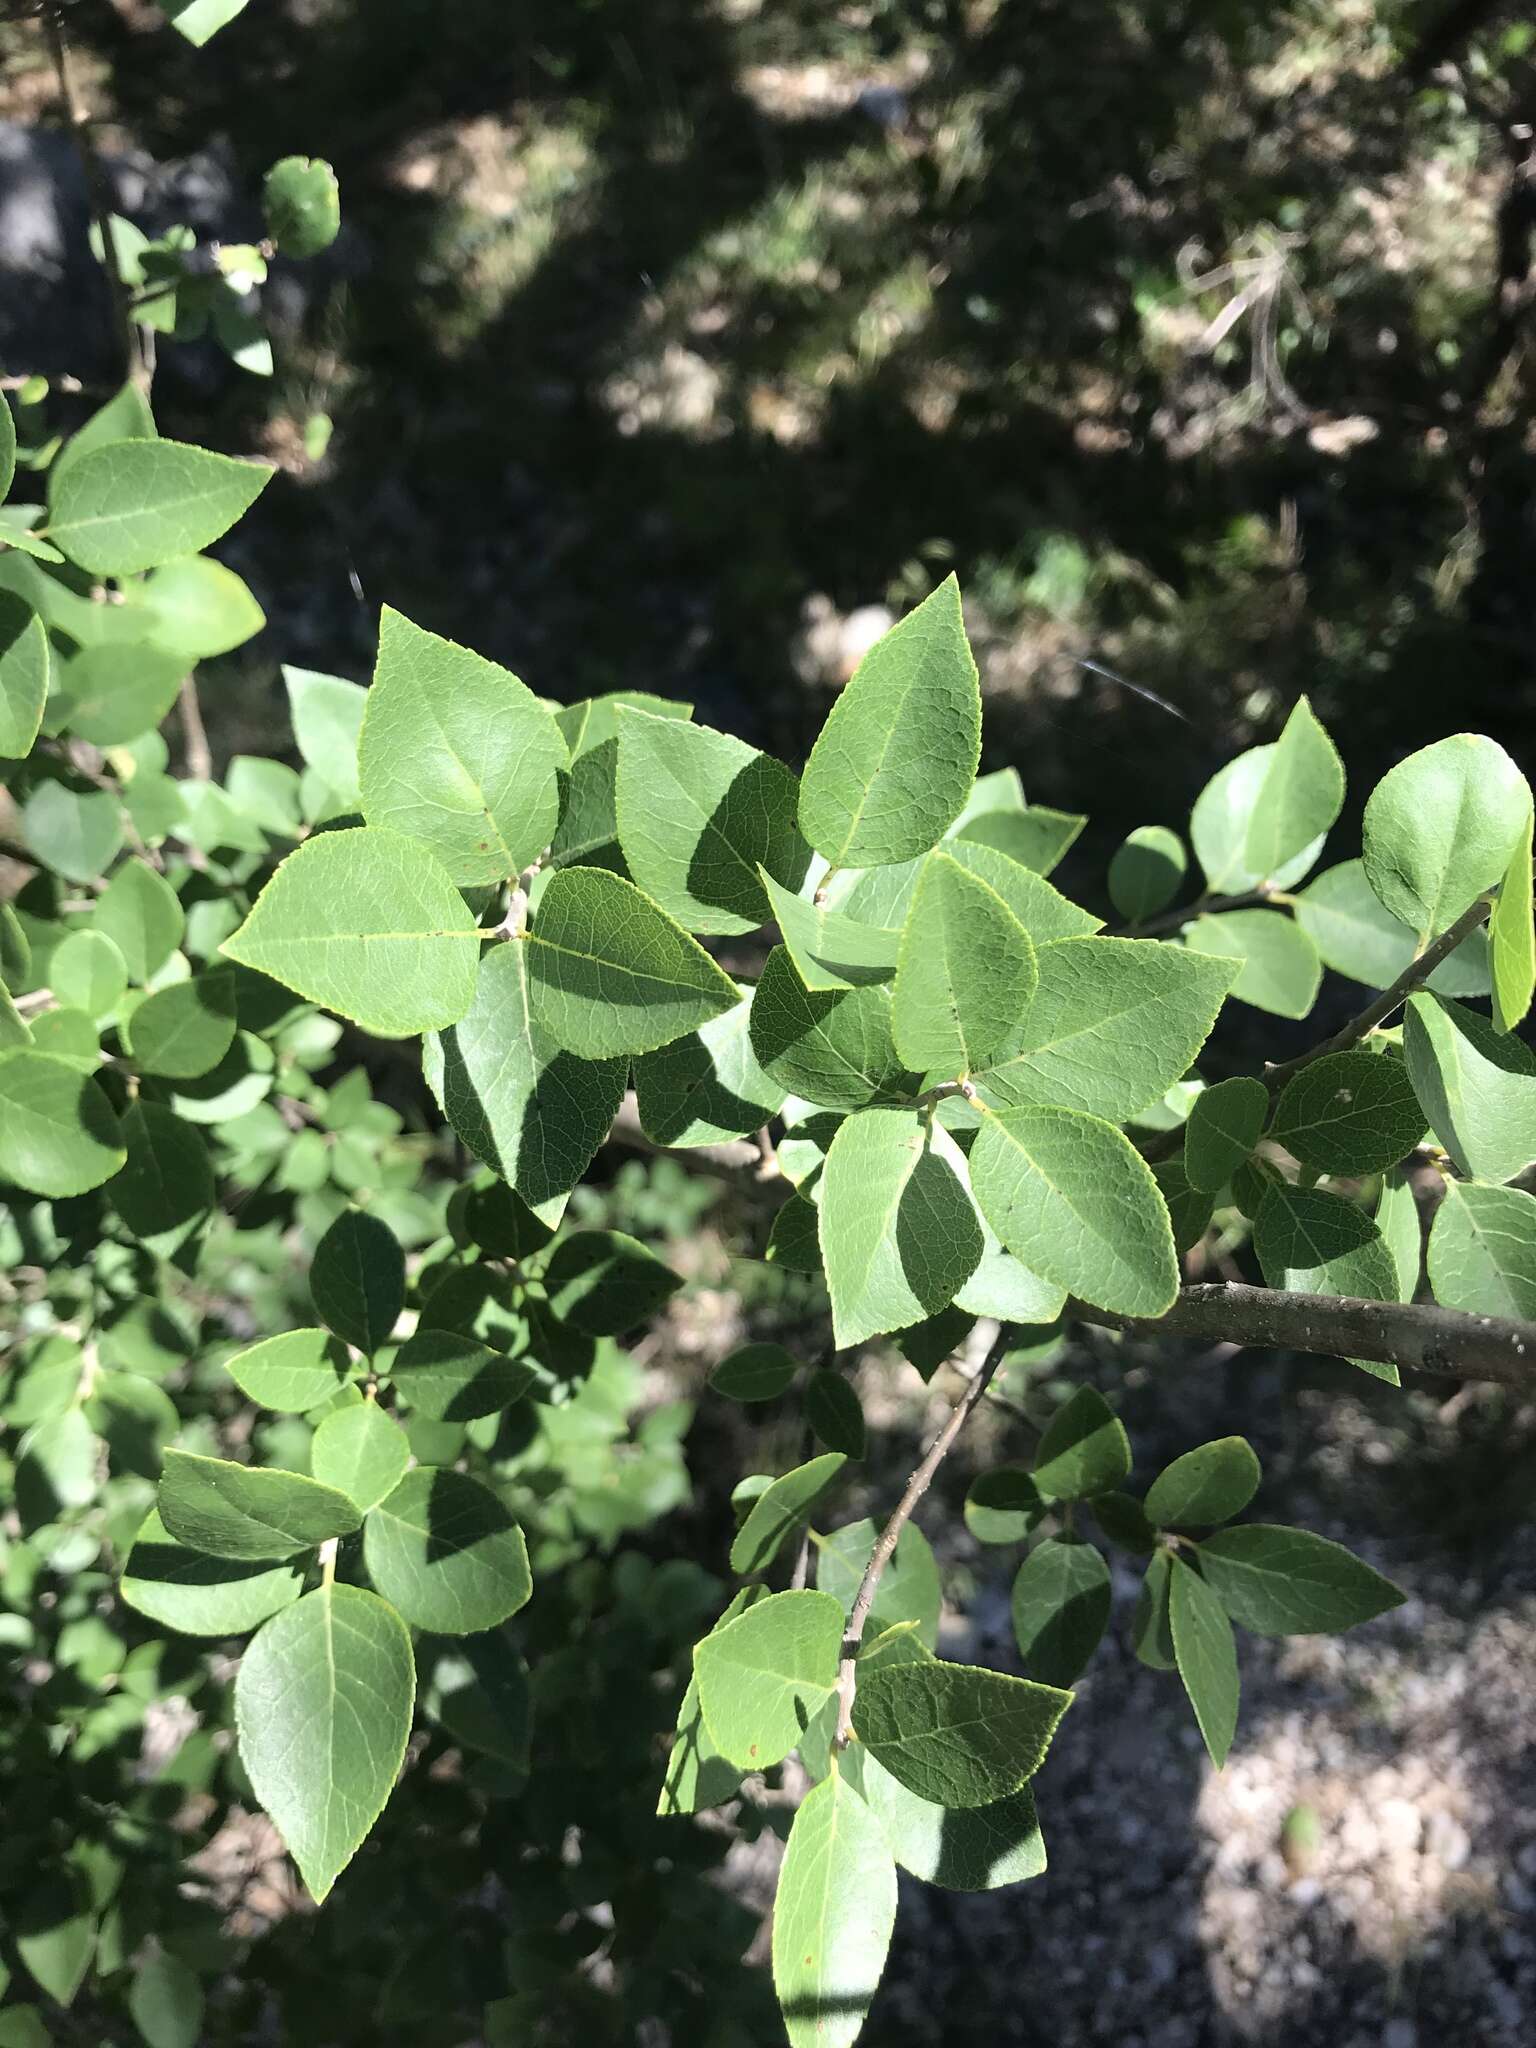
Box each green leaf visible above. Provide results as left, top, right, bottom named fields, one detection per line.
left=1090, top=1491, right=1158, bottom=1554
left=0, top=520, right=64, bottom=562
left=523, top=866, right=738, bottom=1058
left=263, top=154, right=340, bottom=256
left=1184, top=1075, right=1268, bottom=1193
left=969, top=1103, right=1178, bottom=1316
left=1009, top=1536, right=1111, bottom=1686
left=22, top=779, right=123, bottom=883
left=1294, top=858, right=1490, bottom=997
left=0, top=591, right=48, bottom=758
left=543, top=1228, right=682, bottom=1334
left=709, top=1343, right=801, bottom=1402
left=1195, top=1525, right=1405, bottom=1635
left=14, top=1871, right=93, bottom=2006
left=550, top=693, right=690, bottom=870
left=940, top=838, right=1102, bottom=941
left=128, top=1948, right=203, bottom=2048
left=156, top=0, right=249, bottom=46
left=1269, top=1049, right=1425, bottom=1175
left=0, top=1049, right=125, bottom=1196
left=138, top=554, right=265, bottom=661
left=771, top=1772, right=897, bottom=2048
left=763, top=873, right=901, bottom=991
left=222, top=827, right=481, bottom=1038
left=310, top=1403, right=410, bottom=1513
left=110, top=1102, right=213, bottom=1252
left=971, top=936, right=1237, bottom=1122
left=1185, top=910, right=1321, bottom=1018
left=1191, top=745, right=1329, bottom=895
left=1132, top=1549, right=1176, bottom=1669
left=799, top=576, right=981, bottom=867
left=17, top=1406, right=99, bottom=1518
left=28, top=1006, right=99, bottom=1068
left=423, top=938, right=626, bottom=1206
left=1427, top=1179, right=1536, bottom=1319
left=843, top=1746, right=1046, bottom=1892
left=2, top=900, right=31, bottom=985
left=1108, top=825, right=1187, bottom=924
left=119, top=1509, right=305, bottom=1636
left=1031, top=1386, right=1131, bottom=1501
left=1362, top=734, right=1530, bottom=940
left=614, top=707, right=809, bottom=932
left=804, top=1372, right=866, bottom=1458
left=224, top=1328, right=353, bottom=1412
left=1403, top=992, right=1536, bottom=1183
left=749, top=947, right=914, bottom=1109
left=632, top=986, right=784, bottom=1145
left=891, top=850, right=1037, bottom=1074
left=814, top=1518, right=940, bottom=1649
left=50, top=381, right=155, bottom=488
left=693, top=1587, right=843, bottom=1768
left=311, top=1208, right=405, bottom=1355
left=1154, top=1156, right=1216, bottom=1252
left=284, top=665, right=366, bottom=808
left=235, top=1583, right=414, bottom=1901
left=1490, top=808, right=1535, bottom=1032
left=955, top=804, right=1085, bottom=877
left=388, top=1330, right=538, bottom=1420
left=1375, top=1167, right=1422, bottom=1299
left=819, top=1107, right=983, bottom=1345
left=51, top=929, right=127, bottom=1019
left=1146, top=1437, right=1260, bottom=1529
left=0, top=386, right=13, bottom=497
left=84, top=1369, right=177, bottom=1478
left=929, top=1122, right=1066, bottom=1323
left=657, top=1669, right=745, bottom=1816
left=1169, top=1556, right=1239, bottom=1767
left=48, top=439, right=272, bottom=576
left=730, top=1453, right=847, bottom=1575
left=94, top=858, right=184, bottom=982
left=357, top=608, right=565, bottom=886
left=158, top=1449, right=359, bottom=1560
left=364, top=1467, right=532, bottom=1632
left=964, top=1466, right=1046, bottom=1545
left=122, top=968, right=238, bottom=1078
left=851, top=1658, right=1071, bottom=1809
left=419, top=1631, right=530, bottom=1770
left=1253, top=1183, right=1401, bottom=1313
left=1243, top=697, right=1344, bottom=879
left=53, top=640, right=185, bottom=746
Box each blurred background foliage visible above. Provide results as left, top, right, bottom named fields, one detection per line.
left=3, top=0, right=1534, bottom=859
left=4, top=2, right=1536, bottom=2042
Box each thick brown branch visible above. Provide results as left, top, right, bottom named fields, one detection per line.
left=1075, top=1283, right=1536, bottom=1388
left=832, top=1320, right=1007, bottom=1746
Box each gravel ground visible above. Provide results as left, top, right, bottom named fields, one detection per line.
left=787, top=1356, right=1536, bottom=2048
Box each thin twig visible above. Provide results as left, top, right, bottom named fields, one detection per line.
left=832, top=1324, right=1011, bottom=1747
left=1261, top=892, right=1494, bottom=1086
left=41, top=3, right=149, bottom=393
left=1141, top=892, right=1496, bottom=1162
left=178, top=676, right=212, bottom=782
left=1109, top=886, right=1272, bottom=940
